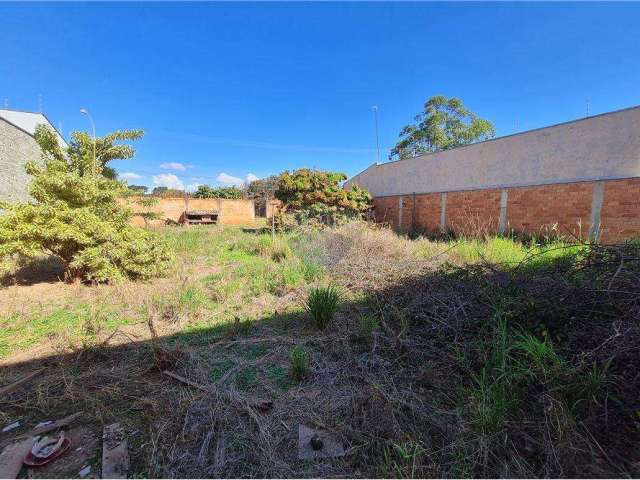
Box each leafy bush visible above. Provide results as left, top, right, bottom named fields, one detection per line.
left=275, top=169, right=371, bottom=226
left=305, top=285, right=340, bottom=329
left=0, top=125, right=173, bottom=282
left=289, top=346, right=310, bottom=381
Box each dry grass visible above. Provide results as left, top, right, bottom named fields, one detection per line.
left=0, top=222, right=638, bottom=478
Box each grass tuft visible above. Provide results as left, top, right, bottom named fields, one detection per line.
left=305, top=285, right=340, bottom=330
left=289, top=346, right=311, bottom=381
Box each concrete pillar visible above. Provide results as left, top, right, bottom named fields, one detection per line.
left=440, top=192, right=447, bottom=232
left=398, top=196, right=404, bottom=231
left=412, top=192, right=417, bottom=233
left=498, top=188, right=509, bottom=235
left=588, top=181, right=605, bottom=241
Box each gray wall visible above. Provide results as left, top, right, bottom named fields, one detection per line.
left=345, top=106, right=640, bottom=197
left=0, top=118, right=42, bottom=203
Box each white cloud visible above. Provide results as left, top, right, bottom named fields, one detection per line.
left=153, top=173, right=184, bottom=190
left=160, top=162, right=187, bottom=171
left=216, top=173, right=245, bottom=186
left=120, top=172, right=143, bottom=180
left=245, top=173, right=259, bottom=183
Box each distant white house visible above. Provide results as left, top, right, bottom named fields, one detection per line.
left=0, top=109, right=67, bottom=203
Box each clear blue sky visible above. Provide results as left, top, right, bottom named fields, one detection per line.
left=2, top=2, right=639, bottom=191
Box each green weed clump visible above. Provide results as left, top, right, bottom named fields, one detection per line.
left=358, top=313, right=379, bottom=341
left=466, top=297, right=613, bottom=436
left=306, top=285, right=340, bottom=329
left=290, top=346, right=311, bottom=381
left=270, top=240, right=292, bottom=262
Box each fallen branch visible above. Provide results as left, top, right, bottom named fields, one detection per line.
left=0, top=368, right=45, bottom=397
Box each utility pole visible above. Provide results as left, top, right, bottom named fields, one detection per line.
left=372, top=105, right=380, bottom=164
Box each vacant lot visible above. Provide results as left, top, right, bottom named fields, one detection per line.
left=1, top=223, right=639, bottom=478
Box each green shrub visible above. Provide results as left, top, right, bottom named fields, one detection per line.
left=275, top=169, right=372, bottom=225
left=289, top=346, right=310, bottom=381
left=0, top=125, right=173, bottom=282
left=305, top=285, right=340, bottom=329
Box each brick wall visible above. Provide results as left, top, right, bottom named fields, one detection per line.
left=413, top=193, right=441, bottom=233
left=372, top=177, right=640, bottom=243
left=373, top=196, right=401, bottom=228
left=121, top=197, right=255, bottom=227
left=506, top=183, right=594, bottom=240
left=600, top=178, right=640, bottom=243
left=447, top=189, right=502, bottom=236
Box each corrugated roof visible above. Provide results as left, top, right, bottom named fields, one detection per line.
left=0, top=108, right=67, bottom=148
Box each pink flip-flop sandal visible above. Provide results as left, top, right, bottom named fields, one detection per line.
left=23, top=433, right=71, bottom=467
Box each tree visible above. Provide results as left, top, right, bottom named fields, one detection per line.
left=65, top=129, right=144, bottom=179
left=246, top=175, right=280, bottom=215
left=0, top=125, right=173, bottom=283
left=391, top=95, right=495, bottom=160
left=126, top=185, right=148, bottom=196
left=152, top=187, right=185, bottom=198
left=192, top=185, right=243, bottom=199
left=275, top=169, right=371, bottom=224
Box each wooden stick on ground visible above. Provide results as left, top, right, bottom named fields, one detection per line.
left=0, top=368, right=45, bottom=397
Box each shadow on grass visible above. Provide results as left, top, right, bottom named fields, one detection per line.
left=0, top=245, right=639, bottom=478
left=1, top=256, right=66, bottom=287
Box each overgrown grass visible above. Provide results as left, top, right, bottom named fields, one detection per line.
left=1, top=221, right=637, bottom=478
left=0, top=305, right=135, bottom=358
left=417, top=234, right=586, bottom=269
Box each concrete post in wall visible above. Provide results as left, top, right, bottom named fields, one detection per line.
left=440, top=192, right=447, bottom=232
left=588, top=181, right=605, bottom=241
left=412, top=192, right=417, bottom=233
left=398, top=196, right=404, bottom=232
left=498, top=188, right=509, bottom=235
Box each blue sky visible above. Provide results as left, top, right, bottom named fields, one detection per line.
left=2, top=2, right=639, bottom=191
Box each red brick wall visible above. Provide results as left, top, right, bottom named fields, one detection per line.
left=373, top=196, right=400, bottom=227
left=399, top=195, right=413, bottom=231
left=507, top=183, right=593, bottom=240
left=414, top=193, right=441, bottom=233
left=447, top=189, right=501, bottom=236
left=370, top=178, right=640, bottom=243
left=600, top=178, right=640, bottom=243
